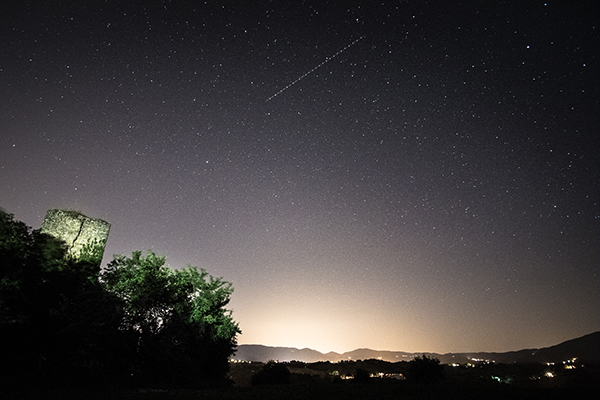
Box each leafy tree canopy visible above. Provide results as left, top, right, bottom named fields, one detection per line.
left=1, top=210, right=241, bottom=388
left=0, top=209, right=124, bottom=388
left=101, top=250, right=241, bottom=386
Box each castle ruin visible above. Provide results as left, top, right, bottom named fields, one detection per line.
left=40, top=209, right=110, bottom=266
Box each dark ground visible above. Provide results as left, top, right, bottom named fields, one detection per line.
left=3, top=361, right=600, bottom=400
left=2, top=383, right=599, bottom=400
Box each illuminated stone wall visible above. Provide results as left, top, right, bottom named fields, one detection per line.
left=41, top=209, right=110, bottom=265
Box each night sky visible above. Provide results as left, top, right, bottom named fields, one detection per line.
left=1, top=1, right=599, bottom=354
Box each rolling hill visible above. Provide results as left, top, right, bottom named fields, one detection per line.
left=234, top=331, right=600, bottom=364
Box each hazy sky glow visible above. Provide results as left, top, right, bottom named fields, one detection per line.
left=1, top=1, right=599, bottom=354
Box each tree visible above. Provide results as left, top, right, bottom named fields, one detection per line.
left=251, top=361, right=291, bottom=385
left=1, top=210, right=240, bottom=388
left=101, top=250, right=241, bottom=386
left=352, top=368, right=371, bottom=383
left=0, top=209, right=124, bottom=388
left=406, top=354, right=445, bottom=384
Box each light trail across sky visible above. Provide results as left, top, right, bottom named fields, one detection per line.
left=266, top=36, right=365, bottom=102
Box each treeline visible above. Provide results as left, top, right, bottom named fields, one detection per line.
left=0, top=210, right=240, bottom=389
left=245, top=355, right=444, bottom=386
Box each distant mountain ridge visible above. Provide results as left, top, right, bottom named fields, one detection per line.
left=234, top=331, right=600, bottom=364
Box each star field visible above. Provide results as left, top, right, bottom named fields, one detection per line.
left=1, top=1, right=599, bottom=353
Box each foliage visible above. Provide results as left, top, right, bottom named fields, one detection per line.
left=251, top=361, right=291, bottom=385
left=406, top=354, right=445, bottom=384
left=101, top=250, right=241, bottom=386
left=76, top=237, right=108, bottom=271
left=0, top=210, right=240, bottom=389
left=0, top=209, right=124, bottom=388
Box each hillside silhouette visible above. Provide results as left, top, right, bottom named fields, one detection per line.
left=235, top=331, right=600, bottom=364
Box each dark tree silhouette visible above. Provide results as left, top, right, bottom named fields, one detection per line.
left=352, top=368, right=371, bottom=383
left=251, top=361, right=291, bottom=385
left=1, top=210, right=240, bottom=389
left=406, top=354, right=445, bottom=384
left=0, top=209, right=124, bottom=388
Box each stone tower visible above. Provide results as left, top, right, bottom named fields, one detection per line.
left=40, top=209, right=110, bottom=265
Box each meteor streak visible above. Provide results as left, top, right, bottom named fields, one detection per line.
left=266, top=36, right=365, bottom=102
